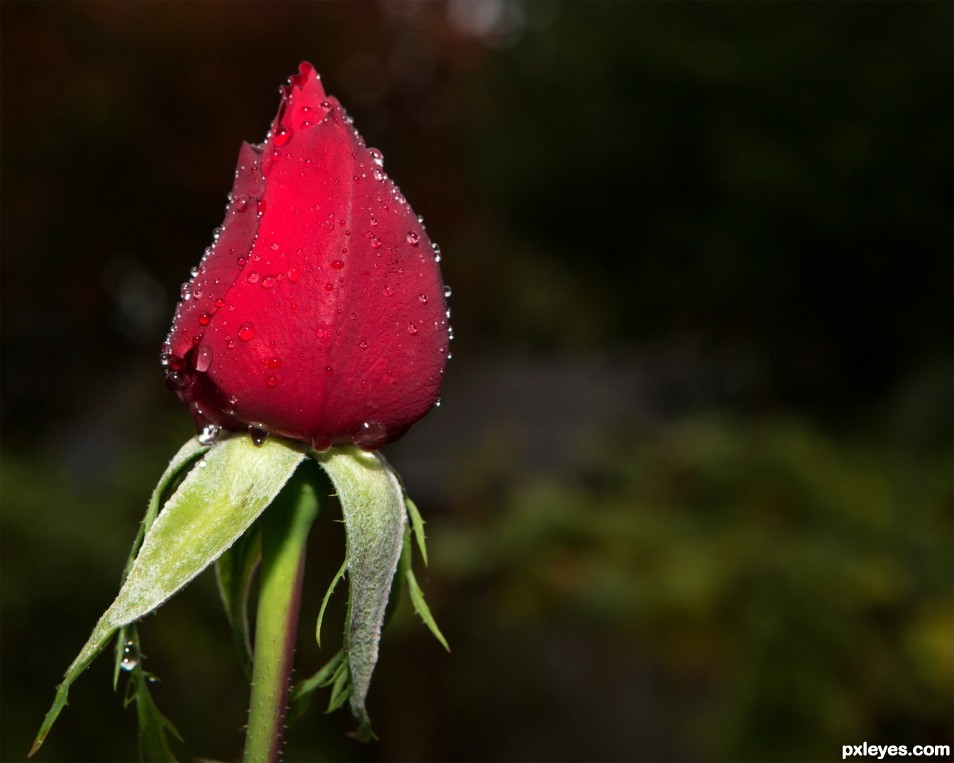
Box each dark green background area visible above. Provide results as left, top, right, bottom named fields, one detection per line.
left=2, top=2, right=951, bottom=762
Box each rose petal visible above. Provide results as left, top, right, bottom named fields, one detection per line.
left=165, top=63, right=449, bottom=450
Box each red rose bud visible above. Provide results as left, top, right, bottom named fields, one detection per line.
left=163, top=62, right=450, bottom=451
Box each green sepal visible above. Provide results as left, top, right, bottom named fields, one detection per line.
left=399, top=527, right=450, bottom=652
left=31, top=434, right=306, bottom=757
left=310, top=446, right=406, bottom=739
left=288, top=648, right=346, bottom=723
left=215, top=525, right=262, bottom=679
left=105, top=438, right=208, bottom=760
left=115, top=436, right=209, bottom=688
left=316, top=555, right=348, bottom=648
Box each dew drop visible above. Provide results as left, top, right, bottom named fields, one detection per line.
left=266, top=357, right=282, bottom=370
left=180, top=283, right=192, bottom=301
left=418, top=293, right=428, bottom=304
left=266, top=375, right=280, bottom=388
left=324, top=366, right=334, bottom=377
left=352, top=421, right=387, bottom=450
left=248, top=426, right=269, bottom=446
left=270, top=242, right=280, bottom=251
left=262, top=276, right=276, bottom=289
left=120, top=641, right=139, bottom=672
left=198, top=424, right=221, bottom=445
left=246, top=272, right=260, bottom=284
left=331, top=259, right=345, bottom=270
left=273, top=125, right=293, bottom=147
left=368, top=148, right=384, bottom=168
left=198, top=312, right=212, bottom=326
left=194, top=345, right=213, bottom=372
left=435, top=397, right=442, bottom=408
left=370, top=237, right=382, bottom=250
left=287, top=263, right=301, bottom=283
left=238, top=323, right=256, bottom=342
left=197, top=459, right=208, bottom=469
left=359, top=340, right=368, bottom=350
left=406, top=231, right=420, bottom=247
left=165, top=370, right=189, bottom=391
left=407, top=323, right=419, bottom=335
left=383, top=285, right=394, bottom=297
left=325, top=282, right=334, bottom=291
left=257, top=199, right=267, bottom=214
left=444, top=285, right=453, bottom=298
left=370, top=216, right=378, bottom=227
left=234, top=195, right=250, bottom=212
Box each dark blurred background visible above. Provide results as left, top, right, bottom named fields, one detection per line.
left=2, top=2, right=951, bottom=762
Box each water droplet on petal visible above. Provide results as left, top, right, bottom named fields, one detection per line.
left=407, top=323, right=419, bottom=335
left=234, top=195, right=250, bottom=212
left=444, top=285, right=453, bottom=298
left=248, top=426, right=269, bottom=446
left=383, top=285, right=394, bottom=297
left=266, top=375, right=280, bottom=388
left=418, top=293, right=428, bottom=304
left=359, top=340, right=368, bottom=350
left=262, top=276, right=276, bottom=289
left=273, top=125, right=293, bottom=146
left=266, top=357, right=282, bottom=370
left=246, top=272, right=260, bottom=284
left=352, top=421, right=388, bottom=450
left=165, top=370, right=189, bottom=391
left=406, top=231, right=420, bottom=246
left=368, top=148, right=384, bottom=167
left=370, top=216, right=378, bottom=227
left=331, top=259, right=345, bottom=270
left=370, top=237, right=382, bottom=250
left=238, top=323, right=256, bottom=342
left=324, top=366, right=334, bottom=377
left=287, top=263, right=301, bottom=283
left=194, top=345, right=213, bottom=372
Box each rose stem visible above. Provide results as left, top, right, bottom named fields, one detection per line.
left=244, top=466, right=320, bottom=763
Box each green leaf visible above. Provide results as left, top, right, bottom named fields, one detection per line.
left=31, top=434, right=306, bottom=757
left=404, top=496, right=429, bottom=566
left=311, top=446, right=406, bottom=737
left=400, top=528, right=450, bottom=651
left=215, top=526, right=262, bottom=678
